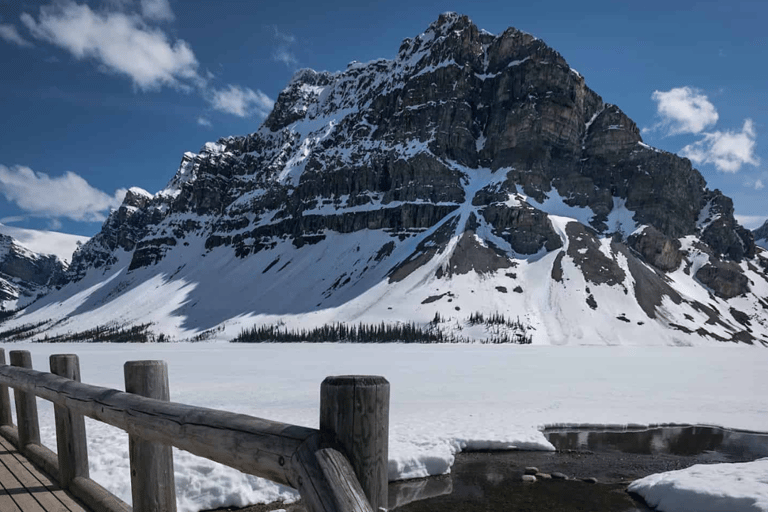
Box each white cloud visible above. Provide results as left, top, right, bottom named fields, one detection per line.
left=734, top=214, right=768, bottom=230
left=0, top=165, right=126, bottom=222
left=755, top=179, right=764, bottom=191
left=197, top=116, right=211, bottom=127
left=140, top=0, right=174, bottom=22
left=209, top=85, right=274, bottom=118
left=647, top=87, right=719, bottom=135
left=21, top=2, right=199, bottom=91
left=273, top=47, right=298, bottom=67
left=0, top=23, right=34, bottom=47
left=272, top=26, right=298, bottom=68
left=680, top=119, right=759, bottom=173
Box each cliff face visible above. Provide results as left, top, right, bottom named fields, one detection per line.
left=8, top=13, right=768, bottom=345
left=0, top=234, right=67, bottom=310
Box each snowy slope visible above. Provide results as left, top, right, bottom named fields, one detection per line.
left=3, top=13, right=767, bottom=346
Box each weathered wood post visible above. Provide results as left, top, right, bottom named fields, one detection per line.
left=50, top=354, right=90, bottom=489
left=124, top=360, right=177, bottom=512
left=10, top=350, right=40, bottom=447
left=320, top=376, right=389, bottom=512
left=0, top=349, right=13, bottom=426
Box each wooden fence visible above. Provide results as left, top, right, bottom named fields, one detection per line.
left=0, top=349, right=389, bottom=512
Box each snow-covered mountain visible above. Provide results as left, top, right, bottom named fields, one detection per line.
left=4, top=13, right=767, bottom=345
left=0, top=225, right=86, bottom=311
left=0, top=224, right=88, bottom=264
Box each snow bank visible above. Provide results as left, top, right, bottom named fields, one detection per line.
left=629, top=459, right=768, bottom=512
left=7, top=343, right=768, bottom=512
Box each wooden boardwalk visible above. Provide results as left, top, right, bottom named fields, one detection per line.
left=0, top=434, right=88, bottom=512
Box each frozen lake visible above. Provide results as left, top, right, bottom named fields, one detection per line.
left=2, top=343, right=767, bottom=511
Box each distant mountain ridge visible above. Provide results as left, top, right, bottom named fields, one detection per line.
left=4, top=13, right=767, bottom=345
left=755, top=221, right=768, bottom=250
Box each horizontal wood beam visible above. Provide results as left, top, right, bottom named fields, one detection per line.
left=0, top=362, right=375, bottom=512
left=0, top=363, right=311, bottom=488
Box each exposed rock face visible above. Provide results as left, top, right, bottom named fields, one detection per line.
left=12, top=12, right=764, bottom=346
left=68, top=187, right=154, bottom=280
left=68, top=12, right=755, bottom=281
left=628, top=226, right=683, bottom=272
left=695, top=261, right=749, bottom=299
left=700, top=193, right=755, bottom=262
left=0, top=234, right=67, bottom=309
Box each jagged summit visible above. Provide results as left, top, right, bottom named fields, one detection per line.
left=3, top=14, right=767, bottom=346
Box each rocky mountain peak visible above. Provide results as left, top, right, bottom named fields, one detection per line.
left=7, top=13, right=767, bottom=346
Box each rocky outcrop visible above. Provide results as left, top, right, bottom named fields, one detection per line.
left=695, top=261, right=749, bottom=299
left=700, top=192, right=755, bottom=261
left=628, top=226, right=683, bottom=272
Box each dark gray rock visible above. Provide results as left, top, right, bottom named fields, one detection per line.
left=695, top=261, right=750, bottom=299
left=628, top=226, right=683, bottom=272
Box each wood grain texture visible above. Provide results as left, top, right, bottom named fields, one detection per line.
left=0, top=430, right=88, bottom=512
left=124, top=361, right=177, bottom=512
left=0, top=362, right=382, bottom=512
left=0, top=350, right=13, bottom=427
left=291, top=435, right=373, bottom=512
left=9, top=351, right=41, bottom=447
left=320, top=376, right=389, bottom=511
left=0, top=363, right=309, bottom=486
left=50, top=355, right=89, bottom=489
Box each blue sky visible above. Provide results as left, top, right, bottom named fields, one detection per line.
left=0, top=0, right=765, bottom=237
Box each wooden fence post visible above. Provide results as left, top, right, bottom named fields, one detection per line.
left=10, top=350, right=40, bottom=447
left=124, top=360, right=177, bottom=512
left=0, top=349, right=13, bottom=426
left=320, top=376, right=389, bottom=512
left=50, top=354, right=90, bottom=489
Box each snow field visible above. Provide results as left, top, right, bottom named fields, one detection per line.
left=4, top=343, right=767, bottom=512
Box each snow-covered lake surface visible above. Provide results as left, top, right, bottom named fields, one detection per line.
left=3, top=343, right=767, bottom=512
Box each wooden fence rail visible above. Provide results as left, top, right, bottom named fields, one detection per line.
left=0, top=349, right=389, bottom=512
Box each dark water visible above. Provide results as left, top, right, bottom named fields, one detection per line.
left=545, top=424, right=768, bottom=461
left=390, top=425, right=768, bottom=512
left=224, top=425, right=768, bottom=512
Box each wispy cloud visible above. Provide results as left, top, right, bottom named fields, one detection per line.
left=0, top=164, right=126, bottom=222
left=271, top=26, right=298, bottom=68
left=208, top=85, right=274, bottom=118
left=645, top=87, right=718, bottom=136
left=680, top=119, right=759, bottom=173
left=140, top=0, right=174, bottom=22
left=197, top=116, right=211, bottom=127
left=16, top=1, right=275, bottom=119
left=0, top=23, right=34, bottom=47
left=21, top=2, right=199, bottom=91
left=756, top=179, right=765, bottom=190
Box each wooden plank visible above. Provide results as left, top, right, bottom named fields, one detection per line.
left=0, top=441, right=72, bottom=512
left=0, top=451, right=46, bottom=511
left=0, top=434, right=87, bottom=512
left=0, top=434, right=23, bottom=512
